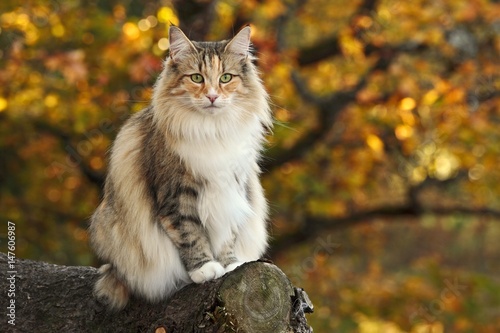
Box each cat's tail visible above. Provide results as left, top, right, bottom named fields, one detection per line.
left=94, top=264, right=129, bottom=311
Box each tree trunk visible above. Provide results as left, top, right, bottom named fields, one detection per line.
left=0, top=253, right=312, bottom=332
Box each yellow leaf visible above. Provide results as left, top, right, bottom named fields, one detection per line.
left=400, top=111, right=416, bottom=126
left=431, top=150, right=459, bottom=180
left=0, top=97, right=7, bottom=112
left=399, top=97, right=416, bottom=111
left=90, top=156, right=104, bottom=170
left=340, top=33, right=365, bottom=60
left=261, top=0, right=286, bottom=19
left=444, top=87, right=465, bottom=104
left=411, top=166, right=427, bottom=185
left=366, top=134, right=384, bottom=153
left=395, top=125, right=413, bottom=140
left=51, top=23, right=65, bottom=37
left=157, top=6, right=179, bottom=25
left=44, top=94, right=59, bottom=108
left=157, top=37, right=169, bottom=51
left=422, top=90, right=439, bottom=105
left=122, top=22, right=140, bottom=40
left=412, top=322, right=444, bottom=333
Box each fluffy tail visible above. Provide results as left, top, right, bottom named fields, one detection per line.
left=94, top=264, right=129, bottom=310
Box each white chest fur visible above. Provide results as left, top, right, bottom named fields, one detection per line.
left=173, top=117, right=263, bottom=254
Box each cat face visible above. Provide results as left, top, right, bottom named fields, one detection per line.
left=152, top=26, right=272, bottom=141
left=163, top=27, right=254, bottom=115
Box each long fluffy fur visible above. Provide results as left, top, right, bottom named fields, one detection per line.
left=89, top=26, right=272, bottom=310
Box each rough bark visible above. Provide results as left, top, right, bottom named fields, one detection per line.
left=0, top=253, right=312, bottom=332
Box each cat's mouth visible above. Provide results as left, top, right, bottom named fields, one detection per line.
left=203, top=104, right=222, bottom=111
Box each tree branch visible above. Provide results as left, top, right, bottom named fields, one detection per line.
left=270, top=204, right=500, bottom=258
left=0, top=254, right=312, bottom=333
left=264, top=0, right=432, bottom=174
left=270, top=169, right=485, bottom=256
left=296, top=0, right=379, bottom=66
left=261, top=40, right=430, bottom=173
left=262, top=64, right=375, bottom=173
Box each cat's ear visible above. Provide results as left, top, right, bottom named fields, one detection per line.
left=225, top=26, right=251, bottom=57
left=168, top=26, right=197, bottom=61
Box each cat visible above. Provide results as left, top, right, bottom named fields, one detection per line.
left=89, top=25, right=273, bottom=310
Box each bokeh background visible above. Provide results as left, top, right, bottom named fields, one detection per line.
left=1, top=0, right=499, bottom=331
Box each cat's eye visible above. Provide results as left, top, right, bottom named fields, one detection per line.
left=220, top=73, right=233, bottom=83
left=190, top=74, right=204, bottom=83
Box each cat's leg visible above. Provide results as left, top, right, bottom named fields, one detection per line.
left=159, top=216, right=225, bottom=283
left=217, top=233, right=244, bottom=273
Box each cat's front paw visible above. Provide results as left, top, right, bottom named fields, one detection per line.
left=189, top=261, right=225, bottom=283
left=225, top=262, right=244, bottom=273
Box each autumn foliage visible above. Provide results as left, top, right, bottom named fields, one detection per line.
left=1, top=0, right=499, bottom=332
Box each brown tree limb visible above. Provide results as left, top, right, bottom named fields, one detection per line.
left=269, top=170, right=491, bottom=256
left=264, top=0, right=432, bottom=174
left=262, top=84, right=348, bottom=172
left=296, top=0, right=379, bottom=65
left=0, top=254, right=312, bottom=333
left=270, top=204, right=500, bottom=258
left=261, top=65, right=373, bottom=173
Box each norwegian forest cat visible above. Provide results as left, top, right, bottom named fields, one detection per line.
left=89, top=26, right=272, bottom=310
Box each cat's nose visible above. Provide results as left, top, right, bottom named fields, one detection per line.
left=206, top=94, right=219, bottom=104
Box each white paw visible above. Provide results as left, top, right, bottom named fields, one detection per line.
left=225, top=262, right=244, bottom=273
left=189, top=261, right=225, bottom=283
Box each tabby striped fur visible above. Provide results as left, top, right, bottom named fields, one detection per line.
left=89, top=26, right=272, bottom=310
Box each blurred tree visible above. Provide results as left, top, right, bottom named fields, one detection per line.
left=0, top=0, right=499, bottom=331
left=1, top=0, right=499, bottom=268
